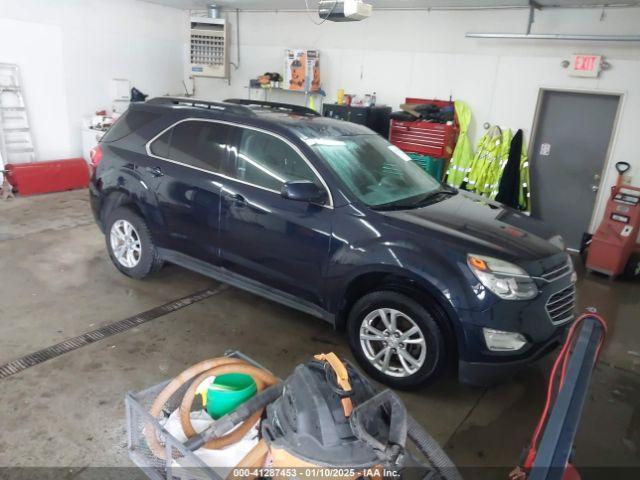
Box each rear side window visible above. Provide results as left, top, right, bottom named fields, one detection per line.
left=167, top=121, right=231, bottom=173
left=102, top=109, right=162, bottom=143
left=149, top=129, right=171, bottom=158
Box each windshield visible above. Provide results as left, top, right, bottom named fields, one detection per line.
left=307, top=135, right=441, bottom=208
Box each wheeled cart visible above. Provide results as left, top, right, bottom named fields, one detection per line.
left=125, top=350, right=268, bottom=480
left=586, top=161, right=640, bottom=278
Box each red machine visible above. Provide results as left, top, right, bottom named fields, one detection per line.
left=586, top=161, right=640, bottom=278
left=5, top=158, right=89, bottom=196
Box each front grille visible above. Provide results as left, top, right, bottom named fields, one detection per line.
left=541, top=259, right=572, bottom=282
left=546, top=285, right=576, bottom=324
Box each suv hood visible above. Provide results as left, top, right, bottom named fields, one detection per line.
left=379, top=190, right=561, bottom=261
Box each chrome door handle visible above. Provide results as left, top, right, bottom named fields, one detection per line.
left=591, top=185, right=599, bottom=192
left=145, top=166, right=164, bottom=177
left=224, top=191, right=246, bottom=206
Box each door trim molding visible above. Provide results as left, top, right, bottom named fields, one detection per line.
left=528, top=87, right=624, bottom=232
left=145, top=117, right=335, bottom=209
left=157, top=247, right=335, bottom=324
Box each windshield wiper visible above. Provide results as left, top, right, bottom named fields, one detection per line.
left=410, top=187, right=457, bottom=208
left=371, top=202, right=417, bottom=211
left=371, top=187, right=457, bottom=211
left=371, top=188, right=450, bottom=210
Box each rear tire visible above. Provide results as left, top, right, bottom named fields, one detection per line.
left=105, top=206, right=163, bottom=279
left=347, top=291, right=446, bottom=389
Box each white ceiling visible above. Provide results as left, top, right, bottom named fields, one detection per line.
left=141, top=0, right=640, bottom=11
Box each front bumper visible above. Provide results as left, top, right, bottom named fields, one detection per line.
left=458, top=323, right=568, bottom=386
left=455, top=259, right=576, bottom=386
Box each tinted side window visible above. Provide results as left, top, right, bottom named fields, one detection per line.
left=168, top=121, right=231, bottom=173
left=102, top=109, right=161, bottom=143
left=149, top=129, right=171, bottom=157
left=232, top=128, right=319, bottom=191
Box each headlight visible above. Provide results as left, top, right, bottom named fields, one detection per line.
left=483, top=328, right=528, bottom=351
left=467, top=254, right=538, bottom=300
left=548, top=234, right=566, bottom=251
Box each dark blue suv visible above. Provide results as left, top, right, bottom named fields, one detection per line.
left=90, top=97, right=576, bottom=388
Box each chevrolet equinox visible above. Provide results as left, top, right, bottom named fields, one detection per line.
left=89, top=97, right=577, bottom=388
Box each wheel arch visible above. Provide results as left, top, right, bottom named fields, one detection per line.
left=335, top=269, right=460, bottom=363
left=100, top=189, right=148, bottom=228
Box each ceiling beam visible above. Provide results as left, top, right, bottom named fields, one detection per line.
left=465, top=32, right=640, bottom=41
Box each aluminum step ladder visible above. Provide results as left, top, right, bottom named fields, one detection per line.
left=0, top=63, right=36, bottom=169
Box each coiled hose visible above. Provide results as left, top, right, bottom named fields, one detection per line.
left=407, top=413, right=463, bottom=480
left=147, top=356, right=460, bottom=480
left=146, top=357, right=279, bottom=459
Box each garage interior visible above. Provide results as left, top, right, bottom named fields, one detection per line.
left=0, top=1, right=639, bottom=479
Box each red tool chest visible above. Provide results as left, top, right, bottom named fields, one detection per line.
left=6, top=158, right=90, bottom=196
left=389, top=98, right=458, bottom=159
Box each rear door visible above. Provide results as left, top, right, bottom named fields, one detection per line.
left=146, top=119, right=232, bottom=263
left=218, top=125, right=333, bottom=307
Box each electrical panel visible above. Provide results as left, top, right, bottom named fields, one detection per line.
left=190, top=17, right=228, bottom=78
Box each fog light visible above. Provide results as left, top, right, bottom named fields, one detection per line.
left=483, top=328, right=527, bottom=351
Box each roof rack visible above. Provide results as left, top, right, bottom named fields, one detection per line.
left=146, top=97, right=256, bottom=117
left=224, top=98, right=320, bottom=117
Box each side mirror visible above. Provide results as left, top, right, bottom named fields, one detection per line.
left=281, top=180, right=328, bottom=205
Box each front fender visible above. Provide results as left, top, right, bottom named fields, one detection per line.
left=326, top=239, right=493, bottom=316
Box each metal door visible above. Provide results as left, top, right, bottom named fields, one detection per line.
left=530, top=90, right=619, bottom=250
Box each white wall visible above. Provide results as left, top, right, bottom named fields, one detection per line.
left=2, top=2, right=638, bottom=228
left=0, top=18, right=71, bottom=160
left=0, top=0, right=188, bottom=161
left=193, top=6, right=640, bottom=228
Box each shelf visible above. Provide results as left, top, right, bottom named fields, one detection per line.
left=246, top=86, right=323, bottom=95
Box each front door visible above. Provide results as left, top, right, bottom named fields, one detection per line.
left=530, top=90, right=619, bottom=250
left=218, top=125, right=332, bottom=307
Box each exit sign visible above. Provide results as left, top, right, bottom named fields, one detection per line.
left=569, top=54, right=602, bottom=78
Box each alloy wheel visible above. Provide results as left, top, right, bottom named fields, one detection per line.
left=359, top=307, right=427, bottom=378
left=110, top=219, right=142, bottom=268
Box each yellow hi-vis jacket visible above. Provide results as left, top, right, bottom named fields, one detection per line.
left=465, top=125, right=504, bottom=196
left=491, top=131, right=531, bottom=211
left=466, top=126, right=531, bottom=211
left=445, top=101, right=473, bottom=188
left=488, top=129, right=513, bottom=199
left=519, top=145, right=531, bottom=212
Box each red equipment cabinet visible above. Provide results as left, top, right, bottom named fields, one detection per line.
left=6, top=158, right=90, bottom=196
left=586, top=162, right=640, bottom=278
left=389, top=98, right=458, bottom=159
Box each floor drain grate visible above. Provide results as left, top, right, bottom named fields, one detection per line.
left=0, top=285, right=225, bottom=380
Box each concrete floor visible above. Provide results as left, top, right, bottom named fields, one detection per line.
left=0, top=189, right=638, bottom=477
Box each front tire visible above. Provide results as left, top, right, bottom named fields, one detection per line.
left=105, top=206, right=163, bottom=279
left=347, top=291, right=446, bottom=389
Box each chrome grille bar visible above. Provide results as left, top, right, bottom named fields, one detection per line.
left=542, top=262, right=572, bottom=282
left=546, top=285, right=576, bottom=324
